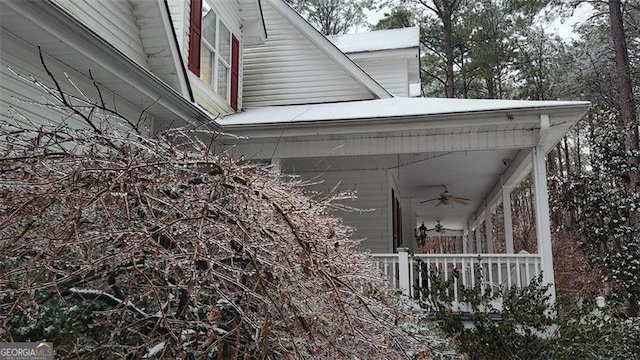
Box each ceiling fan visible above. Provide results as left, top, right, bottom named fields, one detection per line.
left=433, top=220, right=456, bottom=234
left=420, top=185, right=470, bottom=206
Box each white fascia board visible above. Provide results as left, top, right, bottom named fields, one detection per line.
left=266, top=0, right=391, bottom=99
left=345, top=47, right=419, bottom=59
left=219, top=130, right=537, bottom=159
left=221, top=98, right=590, bottom=128
left=220, top=103, right=589, bottom=139
left=8, top=0, right=218, bottom=129
left=328, top=26, right=419, bottom=53
left=347, top=48, right=420, bottom=70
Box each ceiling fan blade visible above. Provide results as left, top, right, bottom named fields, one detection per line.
left=452, top=197, right=470, bottom=205
left=420, top=198, right=439, bottom=204
left=435, top=201, right=442, bottom=207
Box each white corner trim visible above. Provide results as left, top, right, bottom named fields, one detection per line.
left=159, top=0, right=191, bottom=99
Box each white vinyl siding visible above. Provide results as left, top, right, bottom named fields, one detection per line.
left=295, top=169, right=391, bottom=254
left=242, top=2, right=375, bottom=107
left=51, top=0, right=149, bottom=69
left=355, top=60, right=409, bottom=97
left=0, top=30, right=151, bottom=134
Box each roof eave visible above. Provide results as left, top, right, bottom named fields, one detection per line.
left=5, top=0, right=219, bottom=130
left=220, top=102, right=591, bottom=138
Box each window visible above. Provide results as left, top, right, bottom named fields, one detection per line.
left=188, top=0, right=239, bottom=110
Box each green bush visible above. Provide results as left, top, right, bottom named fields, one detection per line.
left=418, top=267, right=640, bottom=359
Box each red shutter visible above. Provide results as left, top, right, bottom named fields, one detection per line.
left=230, top=35, right=240, bottom=111
left=187, top=0, right=202, bottom=76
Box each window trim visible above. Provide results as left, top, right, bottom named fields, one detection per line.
left=187, top=0, right=239, bottom=110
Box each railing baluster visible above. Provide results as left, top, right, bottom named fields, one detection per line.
left=409, top=256, right=414, bottom=298
left=487, top=257, right=494, bottom=297
left=417, top=261, right=423, bottom=301
left=470, top=257, right=476, bottom=288
left=516, top=257, right=522, bottom=288
left=506, top=257, right=512, bottom=290
left=497, top=257, right=503, bottom=293
left=426, top=257, right=432, bottom=301
left=453, top=257, right=459, bottom=310
left=384, top=260, right=391, bottom=286
left=443, top=257, right=449, bottom=298
left=460, top=257, right=466, bottom=288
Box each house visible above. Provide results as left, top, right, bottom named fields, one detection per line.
left=0, top=0, right=589, bottom=310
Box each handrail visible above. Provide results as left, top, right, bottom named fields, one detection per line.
left=371, top=252, right=543, bottom=312
left=412, top=253, right=540, bottom=258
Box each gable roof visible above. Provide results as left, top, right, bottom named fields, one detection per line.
left=328, top=26, right=420, bottom=54
left=266, top=0, right=390, bottom=99
left=241, top=0, right=391, bottom=107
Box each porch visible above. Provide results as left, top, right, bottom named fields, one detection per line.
left=218, top=97, right=590, bottom=311
left=373, top=250, right=542, bottom=312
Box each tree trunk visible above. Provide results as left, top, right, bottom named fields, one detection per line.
left=609, top=0, right=639, bottom=184
left=556, top=143, right=564, bottom=177
left=442, top=12, right=455, bottom=97
left=563, top=137, right=571, bottom=175
left=609, top=0, right=639, bottom=317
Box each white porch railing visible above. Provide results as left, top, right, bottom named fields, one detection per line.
left=372, top=250, right=542, bottom=312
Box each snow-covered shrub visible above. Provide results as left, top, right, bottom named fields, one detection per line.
left=0, top=63, right=460, bottom=359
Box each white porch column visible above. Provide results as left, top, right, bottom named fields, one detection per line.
left=270, top=158, right=282, bottom=177
left=462, top=226, right=469, bottom=254
left=532, top=114, right=556, bottom=305
left=397, top=248, right=411, bottom=296
left=502, top=180, right=515, bottom=254
left=485, top=206, right=494, bottom=253
left=475, top=227, right=483, bottom=253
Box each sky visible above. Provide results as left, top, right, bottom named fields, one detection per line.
left=363, top=2, right=596, bottom=41
left=544, top=3, right=595, bottom=40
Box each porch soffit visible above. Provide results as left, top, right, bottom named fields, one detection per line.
left=221, top=128, right=537, bottom=160
left=131, top=0, right=190, bottom=98
left=219, top=98, right=589, bottom=160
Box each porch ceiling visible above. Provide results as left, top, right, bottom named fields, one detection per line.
left=282, top=149, right=518, bottom=230
left=219, top=98, right=589, bottom=235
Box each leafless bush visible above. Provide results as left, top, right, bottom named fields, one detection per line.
left=0, top=60, right=458, bottom=359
